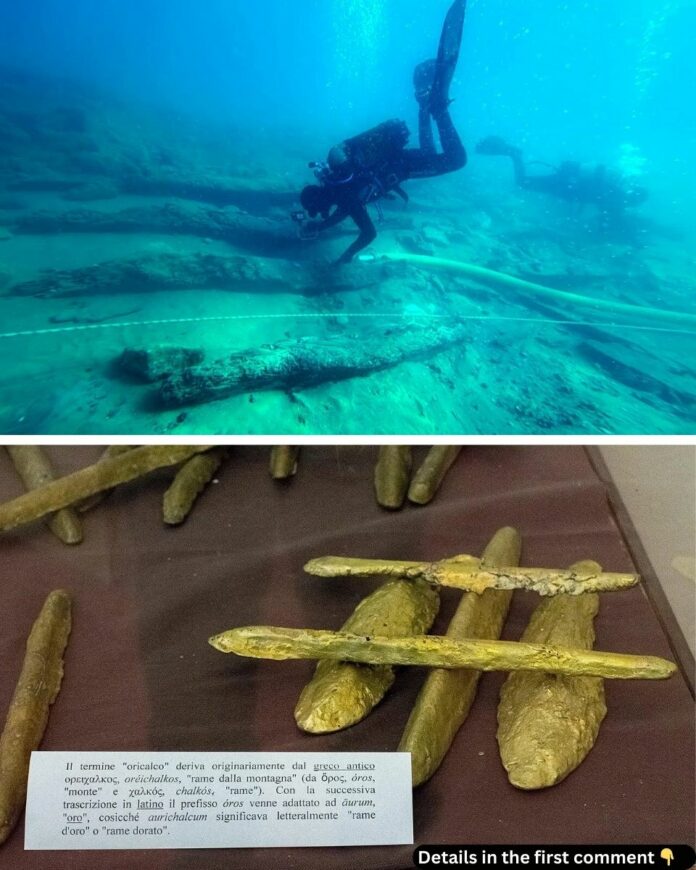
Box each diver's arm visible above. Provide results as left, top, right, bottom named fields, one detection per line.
left=336, top=205, right=377, bottom=264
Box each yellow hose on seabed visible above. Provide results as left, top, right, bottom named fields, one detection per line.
left=370, top=252, right=696, bottom=331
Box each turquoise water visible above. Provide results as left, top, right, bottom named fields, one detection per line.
left=0, top=0, right=694, bottom=434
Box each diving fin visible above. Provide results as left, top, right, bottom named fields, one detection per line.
left=430, top=0, right=467, bottom=115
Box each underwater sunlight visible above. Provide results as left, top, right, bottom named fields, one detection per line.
left=0, top=0, right=694, bottom=434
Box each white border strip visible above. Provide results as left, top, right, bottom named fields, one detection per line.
left=5, top=435, right=696, bottom=446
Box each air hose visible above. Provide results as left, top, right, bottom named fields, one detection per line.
left=372, top=252, right=696, bottom=329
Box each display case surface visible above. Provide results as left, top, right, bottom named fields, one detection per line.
left=0, top=446, right=693, bottom=869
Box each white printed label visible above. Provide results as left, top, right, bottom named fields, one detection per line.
left=25, top=751, right=413, bottom=850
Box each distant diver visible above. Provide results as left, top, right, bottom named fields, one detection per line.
left=476, top=136, right=648, bottom=219
left=295, top=0, right=468, bottom=265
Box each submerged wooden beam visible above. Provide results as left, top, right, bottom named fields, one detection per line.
left=304, top=555, right=638, bottom=596
left=9, top=251, right=289, bottom=298
left=155, top=324, right=469, bottom=407
left=0, top=446, right=210, bottom=533
left=209, top=626, right=676, bottom=680
left=11, top=205, right=301, bottom=260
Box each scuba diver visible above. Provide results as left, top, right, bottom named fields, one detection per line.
left=295, top=0, right=468, bottom=265
left=476, top=135, right=649, bottom=219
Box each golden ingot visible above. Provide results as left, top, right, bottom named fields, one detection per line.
left=497, top=560, right=608, bottom=790
left=209, top=625, right=676, bottom=681
left=304, top=555, right=639, bottom=596
left=399, top=526, right=521, bottom=786
left=294, top=578, right=439, bottom=734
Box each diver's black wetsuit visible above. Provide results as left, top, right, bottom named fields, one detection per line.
left=309, top=109, right=466, bottom=263
left=300, top=0, right=468, bottom=264
left=510, top=151, right=619, bottom=207
left=477, top=136, right=648, bottom=217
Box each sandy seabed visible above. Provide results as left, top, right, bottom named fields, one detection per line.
left=0, top=70, right=694, bottom=435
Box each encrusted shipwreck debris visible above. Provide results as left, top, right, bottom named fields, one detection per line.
left=8, top=252, right=293, bottom=298
left=8, top=250, right=383, bottom=298
left=11, top=203, right=296, bottom=254
left=117, top=323, right=469, bottom=407
left=117, top=346, right=205, bottom=383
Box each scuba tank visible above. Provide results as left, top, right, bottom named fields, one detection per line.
left=328, top=120, right=411, bottom=210
left=310, top=120, right=410, bottom=184
left=301, top=119, right=411, bottom=229
left=340, top=119, right=410, bottom=172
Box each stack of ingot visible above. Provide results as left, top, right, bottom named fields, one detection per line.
left=0, top=447, right=679, bottom=819
left=210, top=527, right=676, bottom=791
left=0, top=445, right=463, bottom=539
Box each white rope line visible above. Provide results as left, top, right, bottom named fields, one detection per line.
left=0, top=311, right=695, bottom=340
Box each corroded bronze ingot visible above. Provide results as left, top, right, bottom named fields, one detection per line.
left=304, top=555, right=639, bottom=596
left=6, top=446, right=83, bottom=545
left=0, top=590, right=72, bottom=845
left=407, top=446, right=462, bottom=505
left=0, top=446, right=210, bottom=533
left=269, top=447, right=300, bottom=480
left=163, top=448, right=227, bottom=525
left=374, top=446, right=412, bottom=509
